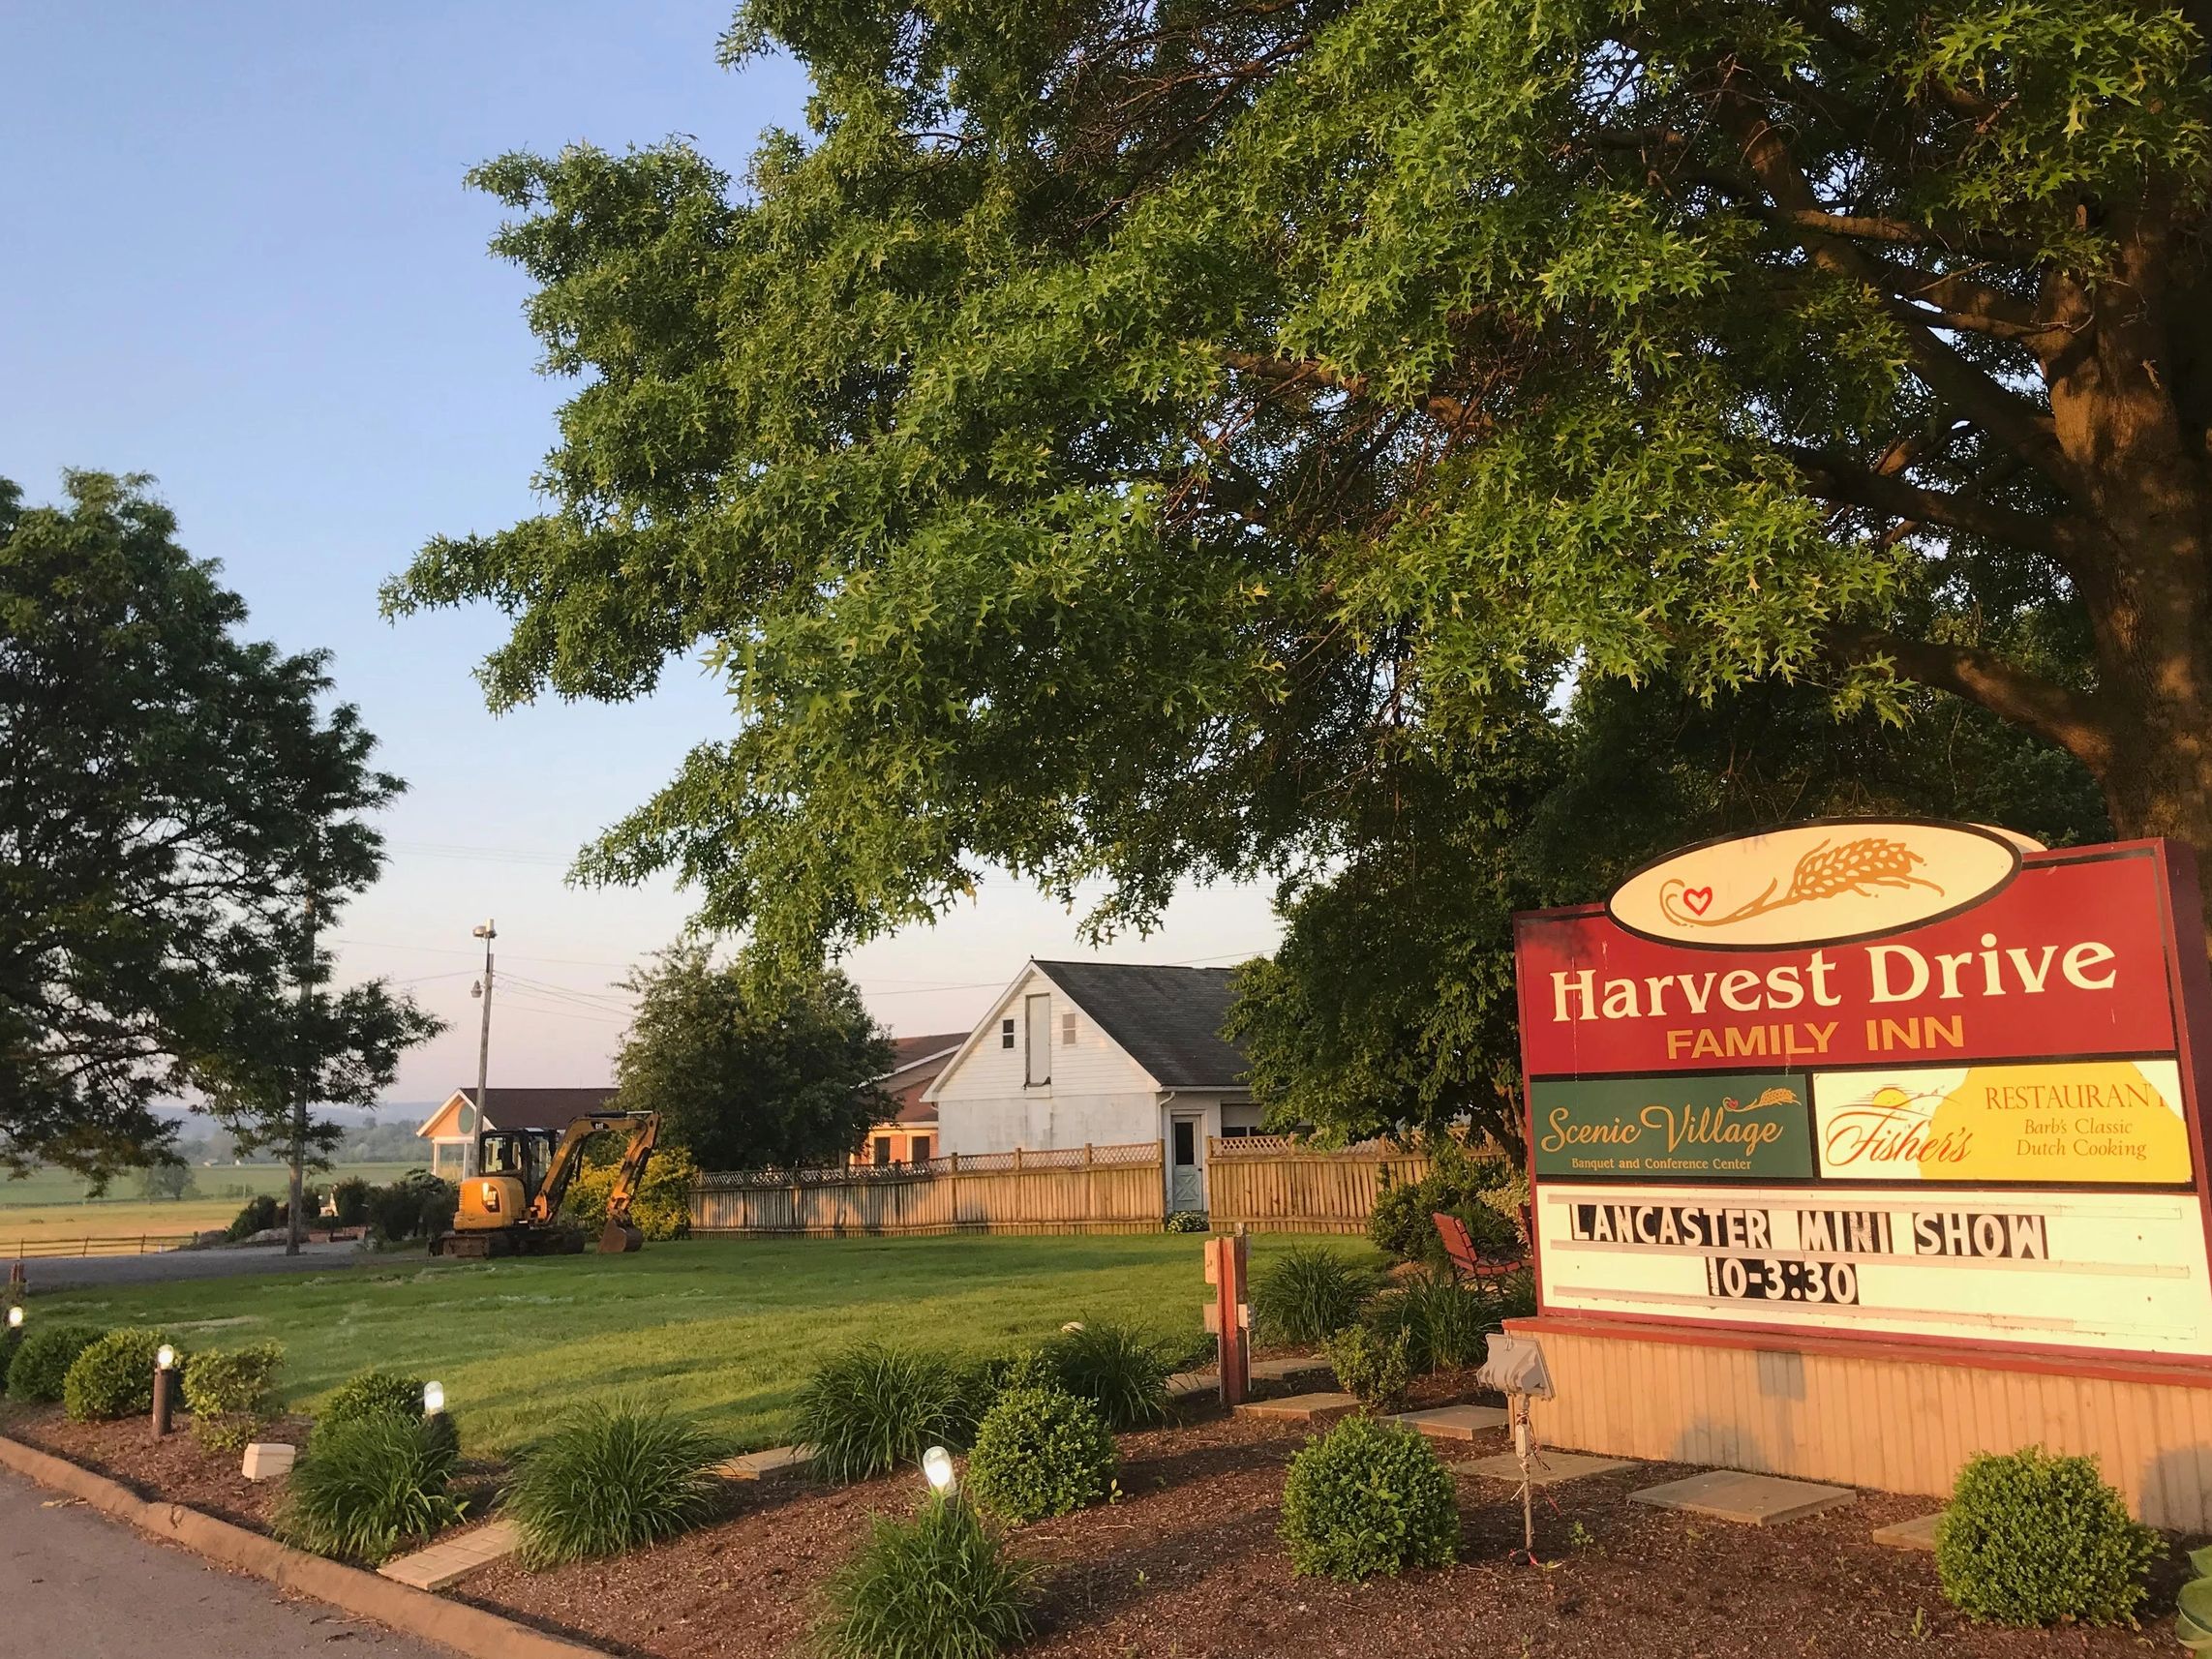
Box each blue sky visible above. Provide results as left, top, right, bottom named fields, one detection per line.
left=1, top=4, right=1278, bottom=1102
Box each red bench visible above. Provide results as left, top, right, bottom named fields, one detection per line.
left=1432, top=1210, right=1527, bottom=1291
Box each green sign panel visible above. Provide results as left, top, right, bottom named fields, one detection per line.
left=1531, top=1071, right=1813, bottom=1181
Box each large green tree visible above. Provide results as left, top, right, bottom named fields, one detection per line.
left=613, top=946, right=894, bottom=1170
left=2, top=472, right=439, bottom=1181
left=391, top=0, right=2212, bottom=962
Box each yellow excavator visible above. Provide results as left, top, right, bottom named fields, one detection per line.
left=431, top=1109, right=660, bottom=1258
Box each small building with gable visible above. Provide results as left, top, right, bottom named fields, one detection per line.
left=923, top=960, right=1259, bottom=1214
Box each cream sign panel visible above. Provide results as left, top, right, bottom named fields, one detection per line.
left=1534, top=1182, right=2212, bottom=1355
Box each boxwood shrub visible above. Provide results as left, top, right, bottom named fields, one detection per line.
left=1936, top=1447, right=2161, bottom=1626
left=5, top=1322, right=102, bottom=1403
left=183, top=1342, right=285, bottom=1451
left=320, top=1367, right=427, bottom=1430
left=1279, top=1414, right=1459, bottom=1581
left=967, top=1385, right=1117, bottom=1523
left=64, top=1327, right=183, bottom=1422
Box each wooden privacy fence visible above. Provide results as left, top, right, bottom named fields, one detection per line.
left=1203, top=1135, right=1434, bottom=1234
left=690, top=1141, right=1165, bottom=1237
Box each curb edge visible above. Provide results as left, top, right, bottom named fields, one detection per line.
left=0, top=1432, right=604, bottom=1659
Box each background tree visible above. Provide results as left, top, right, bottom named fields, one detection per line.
left=614, top=946, right=894, bottom=1170
left=389, top=0, right=2208, bottom=970
left=2, top=471, right=439, bottom=1183
left=1230, top=673, right=2111, bottom=1151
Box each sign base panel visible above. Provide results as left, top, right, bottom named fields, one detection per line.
left=1507, top=1315, right=2212, bottom=1530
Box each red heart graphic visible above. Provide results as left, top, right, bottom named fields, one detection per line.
left=1682, top=887, right=1713, bottom=916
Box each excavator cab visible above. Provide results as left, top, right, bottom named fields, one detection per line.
left=434, top=1111, right=659, bottom=1259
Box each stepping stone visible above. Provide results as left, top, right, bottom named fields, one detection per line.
left=1387, top=1404, right=1508, bottom=1440
left=378, top=1520, right=519, bottom=1591
left=240, top=1442, right=295, bottom=1482
left=1167, top=1371, right=1219, bottom=1400
left=1250, top=1356, right=1333, bottom=1384
left=1872, top=1510, right=1944, bottom=1552
left=1235, top=1391, right=1361, bottom=1427
left=1455, top=1450, right=1635, bottom=1488
left=1629, top=1469, right=1856, bottom=1525
left=714, top=1445, right=812, bottom=1481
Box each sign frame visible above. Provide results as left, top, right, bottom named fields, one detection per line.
left=1514, top=837, right=2212, bottom=1372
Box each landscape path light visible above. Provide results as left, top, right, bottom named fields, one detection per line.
left=922, top=1444, right=956, bottom=1496
left=6, top=1304, right=21, bottom=1329
left=151, top=1343, right=178, bottom=1440
left=423, top=1380, right=445, bottom=1417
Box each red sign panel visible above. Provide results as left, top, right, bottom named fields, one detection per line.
left=1517, top=848, right=2179, bottom=1078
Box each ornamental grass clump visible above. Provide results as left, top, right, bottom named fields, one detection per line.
left=182, top=1342, right=285, bottom=1451
left=5, top=1322, right=100, bottom=1403
left=1366, top=1267, right=1496, bottom=1372
left=63, top=1327, right=182, bottom=1422
left=276, top=1414, right=465, bottom=1566
left=1250, top=1244, right=1375, bottom=1346
left=966, top=1385, right=1117, bottom=1524
left=797, top=1343, right=970, bottom=1484
left=1034, top=1320, right=1172, bottom=1430
left=1279, top=1414, right=1459, bottom=1582
left=505, top=1399, right=725, bottom=1567
left=819, top=1495, right=1036, bottom=1659
left=1936, top=1447, right=2161, bottom=1626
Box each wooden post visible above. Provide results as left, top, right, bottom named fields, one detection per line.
left=1014, top=1145, right=1024, bottom=1172
left=1203, top=1234, right=1251, bottom=1405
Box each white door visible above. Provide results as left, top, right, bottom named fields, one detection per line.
left=1168, top=1114, right=1203, bottom=1212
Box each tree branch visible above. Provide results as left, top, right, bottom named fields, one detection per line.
left=1829, top=623, right=2111, bottom=769
left=1784, top=445, right=2086, bottom=562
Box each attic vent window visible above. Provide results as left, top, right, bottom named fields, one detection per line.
left=1000, top=1018, right=1016, bottom=1049
left=1061, top=1010, right=1076, bottom=1045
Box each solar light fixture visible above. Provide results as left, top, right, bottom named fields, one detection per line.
left=922, top=1445, right=956, bottom=1494
left=155, top=1344, right=176, bottom=1372
left=423, top=1380, right=446, bottom=1416
left=151, top=1344, right=179, bottom=1438
left=6, top=1305, right=20, bottom=1329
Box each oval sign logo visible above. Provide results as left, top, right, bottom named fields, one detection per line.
left=1607, top=819, right=2023, bottom=950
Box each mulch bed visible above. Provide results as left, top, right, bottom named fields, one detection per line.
left=452, top=1405, right=2190, bottom=1659
left=0, top=1403, right=304, bottom=1531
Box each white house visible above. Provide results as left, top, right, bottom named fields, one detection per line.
left=924, top=960, right=1260, bottom=1214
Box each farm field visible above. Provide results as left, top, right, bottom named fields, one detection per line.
left=0, top=1162, right=421, bottom=1252
left=18, top=1232, right=1362, bottom=1453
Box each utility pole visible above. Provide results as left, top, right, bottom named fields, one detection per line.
left=468, top=920, right=496, bottom=1178
left=287, top=853, right=318, bottom=1259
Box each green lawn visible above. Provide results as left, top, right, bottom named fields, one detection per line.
left=20, top=1233, right=1372, bottom=1455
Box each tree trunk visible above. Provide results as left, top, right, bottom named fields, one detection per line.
left=2040, top=202, right=2212, bottom=945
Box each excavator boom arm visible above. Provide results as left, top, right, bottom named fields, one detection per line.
left=528, top=1111, right=660, bottom=1227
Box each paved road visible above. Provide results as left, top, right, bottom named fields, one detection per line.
left=0, top=1469, right=449, bottom=1659
left=15, top=1241, right=401, bottom=1292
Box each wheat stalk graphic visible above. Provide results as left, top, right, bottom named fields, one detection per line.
left=1660, top=835, right=1941, bottom=928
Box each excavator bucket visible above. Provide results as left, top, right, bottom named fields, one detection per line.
left=598, top=1220, right=645, bottom=1254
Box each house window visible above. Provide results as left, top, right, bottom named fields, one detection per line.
left=1000, top=1018, right=1015, bottom=1049
left=872, top=1135, right=894, bottom=1166
left=1024, top=994, right=1052, bottom=1086
left=1222, top=1126, right=1252, bottom=1139
left=910, top=1134, right=932, bottom=1163
left=1061, top=1010, right=1076, bottom=1045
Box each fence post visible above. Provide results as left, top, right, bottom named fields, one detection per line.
left=1014, top=1146, right=1024, bottom=1172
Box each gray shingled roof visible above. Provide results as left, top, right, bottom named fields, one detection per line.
left=1032, top=961, right=1250, bottom=1089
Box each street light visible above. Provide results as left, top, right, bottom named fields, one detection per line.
left=423, top=1380, right=446, bottom=1417
left=922, top=1445, right=955, bottom=1495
